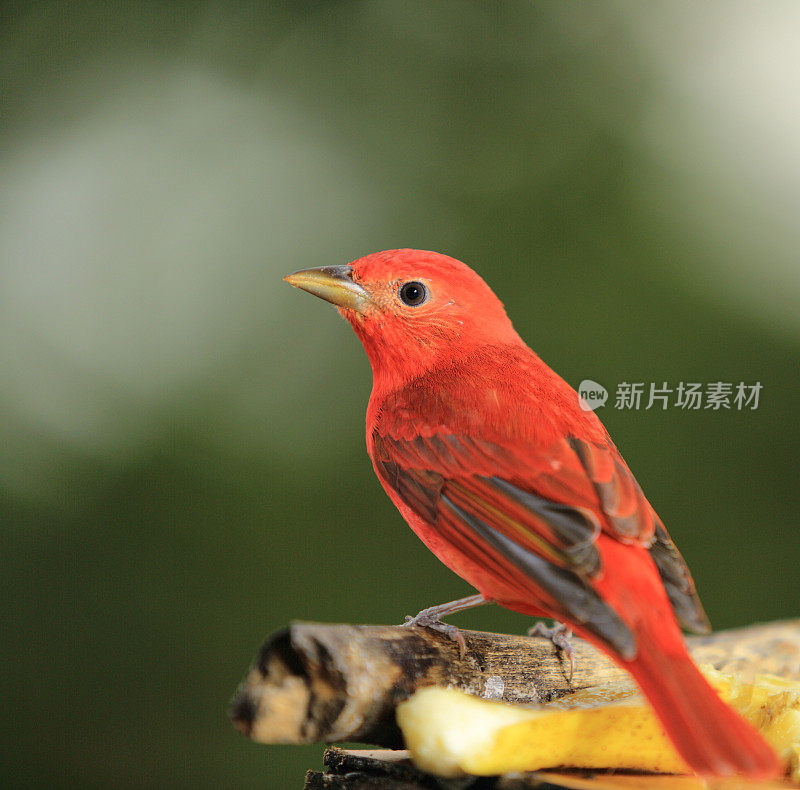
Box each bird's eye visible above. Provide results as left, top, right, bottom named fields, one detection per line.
left=398, top=281, right=428, bottom=307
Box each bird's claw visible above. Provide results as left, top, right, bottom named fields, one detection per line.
left=529, top=621, right=575, bottom=683
left=402, top=611, right=468, bottom=658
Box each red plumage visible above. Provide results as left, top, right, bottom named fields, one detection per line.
left=286, top=249, right=780, bottom=778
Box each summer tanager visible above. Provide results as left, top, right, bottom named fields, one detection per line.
left=284, top=249, right=780, bottom=778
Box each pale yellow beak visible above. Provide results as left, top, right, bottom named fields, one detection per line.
left=283, top=265, right=371, bottom=312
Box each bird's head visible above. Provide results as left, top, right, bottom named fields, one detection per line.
left=284, top=249, right=522, bottom=384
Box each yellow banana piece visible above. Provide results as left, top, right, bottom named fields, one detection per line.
left=396, top=665, right=799, bottom=781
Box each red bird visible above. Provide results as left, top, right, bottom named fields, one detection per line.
left=284, top=249, right=780, bottom=778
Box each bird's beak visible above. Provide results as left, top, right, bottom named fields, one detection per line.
left=283, top=265, right=371, bottom=312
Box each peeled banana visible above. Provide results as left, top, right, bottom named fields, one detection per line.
left=396, top=665, right=800, bottom=781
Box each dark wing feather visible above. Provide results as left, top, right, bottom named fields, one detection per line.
left=648, top=520, right=711, bottom=634
left=440, top=493, right=636, bottom=657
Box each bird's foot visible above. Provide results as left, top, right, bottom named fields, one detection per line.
left=400, top=593, right=487, bottom=658
left=528, top=621, right=575, bottom=682
left=403, top=611, right=468, bottom=657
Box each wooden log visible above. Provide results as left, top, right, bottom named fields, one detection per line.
left=304, top=749, right=435, bottom=789
left=230, top=619, right=800, bottom=749
left=304, top=749, right=800, bottom=790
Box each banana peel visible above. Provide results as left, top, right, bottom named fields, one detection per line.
left=396, top=665, right=800, bottom=781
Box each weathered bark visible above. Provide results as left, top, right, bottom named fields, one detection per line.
left=230, top=618, right=800, bottom=749
left=304, top=748, right=796, bottom=789
left=304, top=749, right=440, bottom=789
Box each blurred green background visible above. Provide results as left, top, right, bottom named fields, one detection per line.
left=2, top=2, right=798, bottom=787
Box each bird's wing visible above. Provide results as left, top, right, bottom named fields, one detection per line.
left=564, top=436, right=655, bottom=543
left=372, top=429, right=708, bottom=651
left=566, top=435, right=709, bottom=634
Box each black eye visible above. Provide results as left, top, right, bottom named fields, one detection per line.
left=399, top=281, right=428, bottom=306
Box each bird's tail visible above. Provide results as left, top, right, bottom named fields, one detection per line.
left=624, top=626, right=781, bottom=778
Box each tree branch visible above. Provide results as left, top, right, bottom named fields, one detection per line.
left=230, top=619, right=800, bottom=748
